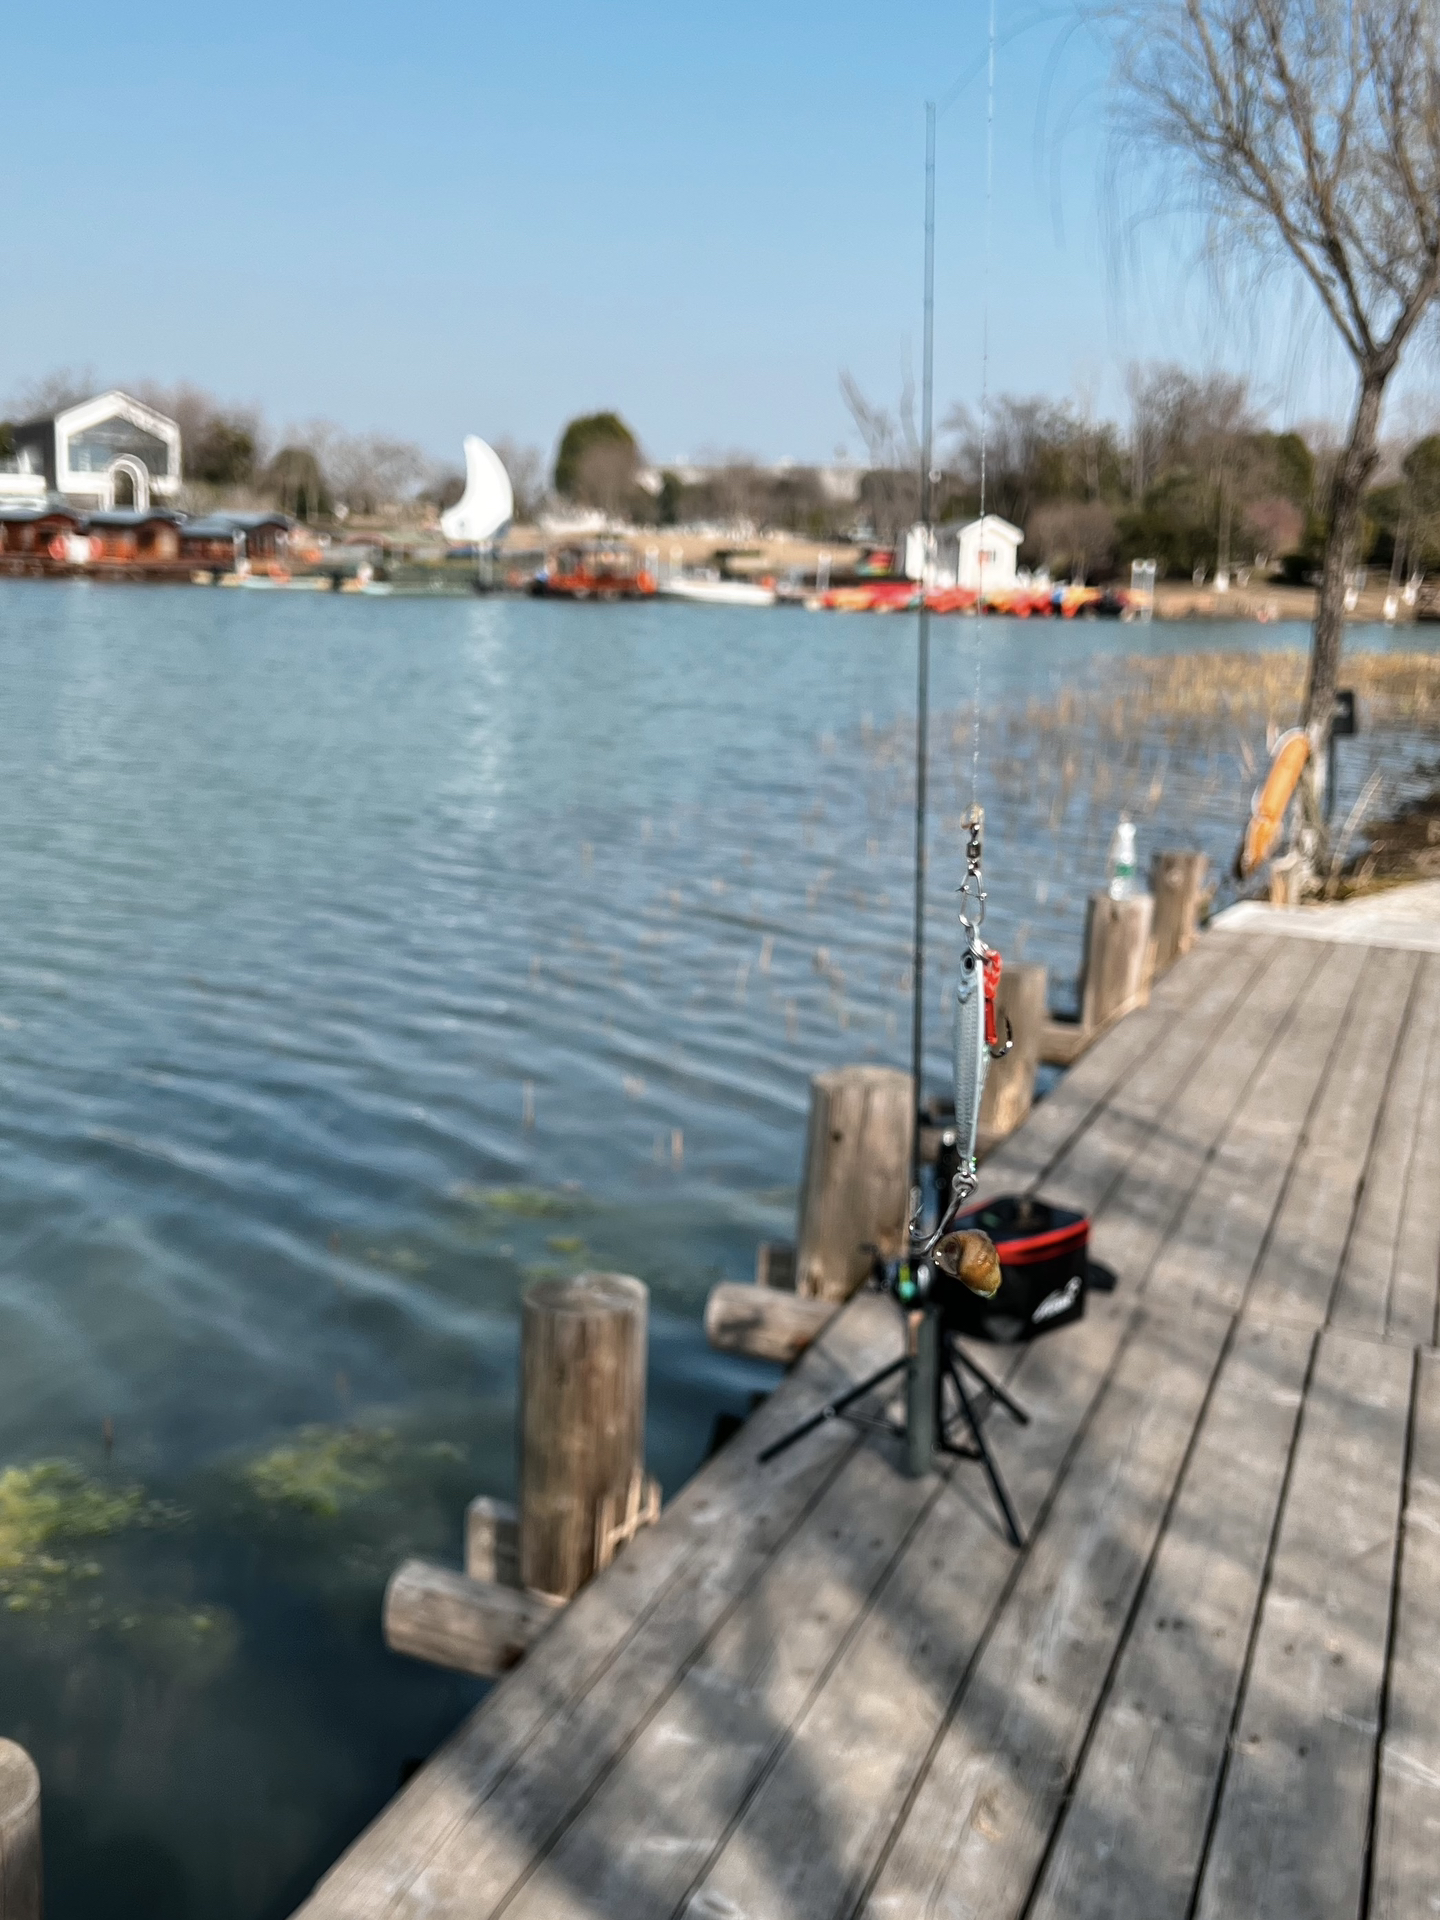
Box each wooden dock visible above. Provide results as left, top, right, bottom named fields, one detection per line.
left=294, top=922, right=1440, bottom=1920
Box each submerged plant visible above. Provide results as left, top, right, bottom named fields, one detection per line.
left=242, top=1426, right=404, bottom=1518
left=451, top=1184, right=584, bottom=1219
left=0, top=1460, right=181, bottom=1614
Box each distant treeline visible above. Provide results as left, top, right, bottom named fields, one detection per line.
left=9, top=364, right=1439, bottom=579
left=552, top=373, right=1440, bottom=584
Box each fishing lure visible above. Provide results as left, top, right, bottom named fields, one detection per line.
left=946, top=806, right=1010, bottom=1229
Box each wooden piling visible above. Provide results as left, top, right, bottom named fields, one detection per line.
left=1079, top=891, right=1156, bottom=1032
left=1150, top=851, right=1209, bottom=974
left=0, top=1741, right=41, bottom=1920
left=519, top=1272, right=649, bottom=1600
left=705, top=1284, right=837, bottom=1365
left=464, top=1497, right=520, bottom=1588
left=795, top=1067, right=912, bottom=1302
left=383, top=1561, right=560, bottom=1680
left=978, top=963, right=1046, bottom=1151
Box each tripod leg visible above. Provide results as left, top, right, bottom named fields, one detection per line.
left=954, top=1344, right=1030, bottom=1425
left=757, top=1356, right=907, bottom=1464
left=942, top=1348, right=1025, bottom=1548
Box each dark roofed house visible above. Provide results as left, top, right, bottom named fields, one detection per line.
left=179, top=512, right=292, bottom=571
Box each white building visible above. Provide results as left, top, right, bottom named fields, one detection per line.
left=2, top=391, right=182, bottom=512
left=932, top=513, right=1024, bottom=592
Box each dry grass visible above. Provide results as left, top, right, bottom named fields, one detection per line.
left=1018, top=650, right=1440, bottom=740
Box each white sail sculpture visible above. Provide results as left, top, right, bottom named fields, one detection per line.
left=440, top=436, right=515, bottom=545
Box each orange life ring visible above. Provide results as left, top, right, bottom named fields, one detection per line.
left=1239, top=728, right=1310, bottom=877
left=47, top=534, right=67, bottom=562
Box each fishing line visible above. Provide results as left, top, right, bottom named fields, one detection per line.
left=972, top=0, right=997, bottom=813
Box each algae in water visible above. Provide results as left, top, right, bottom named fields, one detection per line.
left=0, top=1460, right=180, bottom=1614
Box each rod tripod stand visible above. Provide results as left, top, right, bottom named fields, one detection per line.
left=757, top=1307, right=1030, bottom=1548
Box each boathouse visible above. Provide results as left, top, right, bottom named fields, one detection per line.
left=4, top=390, right=181, bottom=512
left=934, top=512, right=1024, bottom=592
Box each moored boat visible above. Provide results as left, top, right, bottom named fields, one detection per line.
left=532, top=543, right=656, bottom=600
left=656, top=572, right=776, bottom=608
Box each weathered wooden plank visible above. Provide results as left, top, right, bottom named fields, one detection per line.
left=975, top=932, right=1271, bottom=1204
left=1369, top=1349, right=1440, bottom=1920
left=1033, top=927, right=1283, bottom=1231
left=1147, top=941, right=1365, bottom=1315
left=1096, top=939, right=1327, bottom=1290
left=492, top=1431, right=944, bottom=1920
left=704, top=1281, right=836, bottom=1364
left=1247, top=945, right=1419, bottom=1330
left=1331, top=954, right=1436, bottom=1339
left=1192, top=1330, right=1412, bottom=1920
left=294, top=1293, right=897, bottom=1918
left=1387, top=953, right=1440, bottom=1346
left=1028, top=1318, right=1314, bottom=1920
left=677, top=1295, right=1138, bottom=1920
left=859, top=1299, right=1233, bottom=1920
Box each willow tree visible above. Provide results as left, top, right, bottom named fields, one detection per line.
left=1112, top=0, right=1440, bottom=804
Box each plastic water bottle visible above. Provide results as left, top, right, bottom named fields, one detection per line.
left=1107, top=818, right=1137, bottom=900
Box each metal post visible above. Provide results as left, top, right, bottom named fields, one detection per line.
left=908, top=100, right=937, bottom=1203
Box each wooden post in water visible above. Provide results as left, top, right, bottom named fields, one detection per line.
left=1079, top=892, right=1156, bottom=1034
left=1150, top=851, right=1208, bottom=974
left=0, top=1740, right=41, bottom=1920
left=978, top=963, right=1046, bottom=1151
left=519, top=1273, right=649, bottom=1601
left=795, top=1066, right=912, bottom=1302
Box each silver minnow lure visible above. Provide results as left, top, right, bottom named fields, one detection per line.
left=953, top=924, right=991, bottom=1170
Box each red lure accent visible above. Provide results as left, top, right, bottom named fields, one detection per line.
left=983, top=949, right=1003, bottom=1051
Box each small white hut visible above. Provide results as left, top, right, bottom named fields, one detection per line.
left=932, top=514, right=1024, bottom=592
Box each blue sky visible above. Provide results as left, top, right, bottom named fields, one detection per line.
left=0, top=1, right=1396, bottom=466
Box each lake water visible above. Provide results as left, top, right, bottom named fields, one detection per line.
left=0, top=583, right=1431, bottom=1918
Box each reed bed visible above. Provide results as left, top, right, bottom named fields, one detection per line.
left=1016, top=650, right=1440, bottom=741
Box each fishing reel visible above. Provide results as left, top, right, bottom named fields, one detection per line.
left=869, top=1226, right=1002, bottom=1333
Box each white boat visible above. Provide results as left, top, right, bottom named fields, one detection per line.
left=656, top=572, right=776, bottom=608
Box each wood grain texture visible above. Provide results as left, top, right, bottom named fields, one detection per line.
left=493, top=1434, right=941, bottom=1920
left=1148, top=941, right=1365, bottom=1315
left=383, top=1561, right=561, bottom=1680
left=795, top=1068, right=912, bottom=1301
left=681, top=1296, right=1136, bottom=1920
left=294, top=1293, right=897, bottom=1917
left=1036, top=926, right=1279, bottom=1232
left=0, top=1741, right=40, bottom=1920
left=860, top=1300, right=1232, bottom=1920
left=1330, top=952, right=1435, bottom=1339
left=1096, top=939, right=1326, bottom=1291
left=1151, top=849, right=1209, bottom=974
left=975, top=932, right=1269, bottom=1206
left=519, top=1272, right=648, bottom=1599
left=1247, top=945, right=1419, bottom=1330
left=465, top=1498, right=519, bottom=1587
left=979, top=962, right=1047, bottom=1146
left=704, top=1282, right=836, bottom=1365
left=1369, top=1349, right=1440, bottom=1920
left=1028, top=1319, right=1313, bottom=1920
left=1079, top=891, right=1156, bottom=1032
left=1192, top=1330, right=1412, bottom=1920
left=1387, top=954, right=1440, bottom=1346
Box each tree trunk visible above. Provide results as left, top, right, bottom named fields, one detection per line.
left=1304, top=370, right=1387, bottom=798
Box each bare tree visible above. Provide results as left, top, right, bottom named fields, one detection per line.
left=494, top=438, right=545, bottom=521
left=1110, top=0, right=1440, bottom=802
left=839, top=371, right=921, bottom=538
left=7, top=367, right=99, bottom=418
left=1027, top=500, right=1119, bottom=580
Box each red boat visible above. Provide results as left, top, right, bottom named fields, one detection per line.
left=532, top=543, right=656, bottom=600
